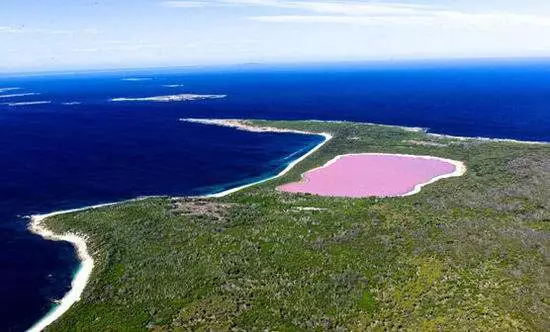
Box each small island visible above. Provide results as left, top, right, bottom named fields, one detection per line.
left=31, top=119, right=549, bottom=331
left=110, top=94, right=227, bottom=103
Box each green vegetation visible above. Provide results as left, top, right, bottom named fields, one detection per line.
left=44, top=120, right=550, bottom=331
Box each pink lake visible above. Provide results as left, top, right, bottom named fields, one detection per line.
left=278, top=153, right=464, bottom=198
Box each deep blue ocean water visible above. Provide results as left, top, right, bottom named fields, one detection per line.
left=1, top=60, right=550, bottom=331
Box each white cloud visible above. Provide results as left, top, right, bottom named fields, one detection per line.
left=72, top=43, right=161, bottom=54
left=250, top=13, right=550, bottom=27
left=163, top=0, right=550, bottom=27
left=162, top=1, right=217, bottom=8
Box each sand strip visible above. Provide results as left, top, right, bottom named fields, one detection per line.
left=278, top=153, right=466, bottom=198
left=26, top=200, right=139, bottom=332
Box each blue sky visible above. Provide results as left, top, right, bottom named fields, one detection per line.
left=2, top=0, right=550, bottom=72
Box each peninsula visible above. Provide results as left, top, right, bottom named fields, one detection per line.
left=31, top=119, right=549, bottom=331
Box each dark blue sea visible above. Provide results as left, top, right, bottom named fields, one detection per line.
left=1, top=60, right=550, bottom=331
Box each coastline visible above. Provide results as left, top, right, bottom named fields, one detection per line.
left=26, top=198, right=155, bottom=332
left=181, top=117, right=425, bottom=134
left=23, top=117, right=540, bottom=331
left=180, top=118, right=330, bottom=135
left=28, top=217, right=94, bottom=332
left=185, top=119, right=334, bottom=198
left=426, top=132, right=550, bottom=145
left=26, top=120, right=332, bottom=331
left=183, top=117, right=550, bottom=145
left=276, top=153, right=467, bottom=198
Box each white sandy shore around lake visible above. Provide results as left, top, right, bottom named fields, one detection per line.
left=25, top=120, right=331, bottom=331
left=276, top=152, right=466, bottom=198
left=398, top=154, right=467, bottom=196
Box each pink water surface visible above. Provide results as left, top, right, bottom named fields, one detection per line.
left=278, top=154, right=458, bottom=198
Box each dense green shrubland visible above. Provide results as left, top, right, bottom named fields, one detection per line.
left=44, top=120, right=550, bottom=331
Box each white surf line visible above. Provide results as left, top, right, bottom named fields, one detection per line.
left=276, top=152, right=466, bottom=198
left=305, top=119, right=425, bottom=133
left=306, top=119, right=550, bottom=145
left=194, top=117, right=550, bottom=145
left=180, top=118, right=332, bottom=198
left=26, top=197, right=158, bottom=332
left=205, top=132, right=331, bottom=198
left=181, top=118, right=329, bottom=136
left=308, top=119, right=550, bottom=144
left=26, top=120, right=331, bottom=331
left=427, top=132, right=550, bottom=145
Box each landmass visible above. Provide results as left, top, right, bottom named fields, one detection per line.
left=30, top=119, right=550, bottom=331
left=110, top=94, right=226, bottom=102
left=3, top=101, right=51, bottom=107
left=0, top=92, right=40, bottom=98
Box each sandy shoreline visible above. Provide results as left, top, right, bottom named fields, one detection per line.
left=426, top=132, right=550, bottom=145
left=180, top=118, right=327, bottom=135
left=23, top=117, right=538, bottom=331
left=26, top=199, right=146, bottom=332
left=399, top=154, right=467, bottom=196
left=26, top=120, right=331, bottom=331
left=28, top=218, right=94, bottom=332
left=277, top=153, right=466, bottom=198
left=183, top=117, right=550, bottom=145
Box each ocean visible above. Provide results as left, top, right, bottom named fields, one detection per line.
left=1, top=60, right=549, bottom=331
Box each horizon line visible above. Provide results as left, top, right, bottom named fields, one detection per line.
left=2, top=56, right=550, bottom=78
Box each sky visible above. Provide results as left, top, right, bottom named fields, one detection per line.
left=2, top=0, right=550, bottom=72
